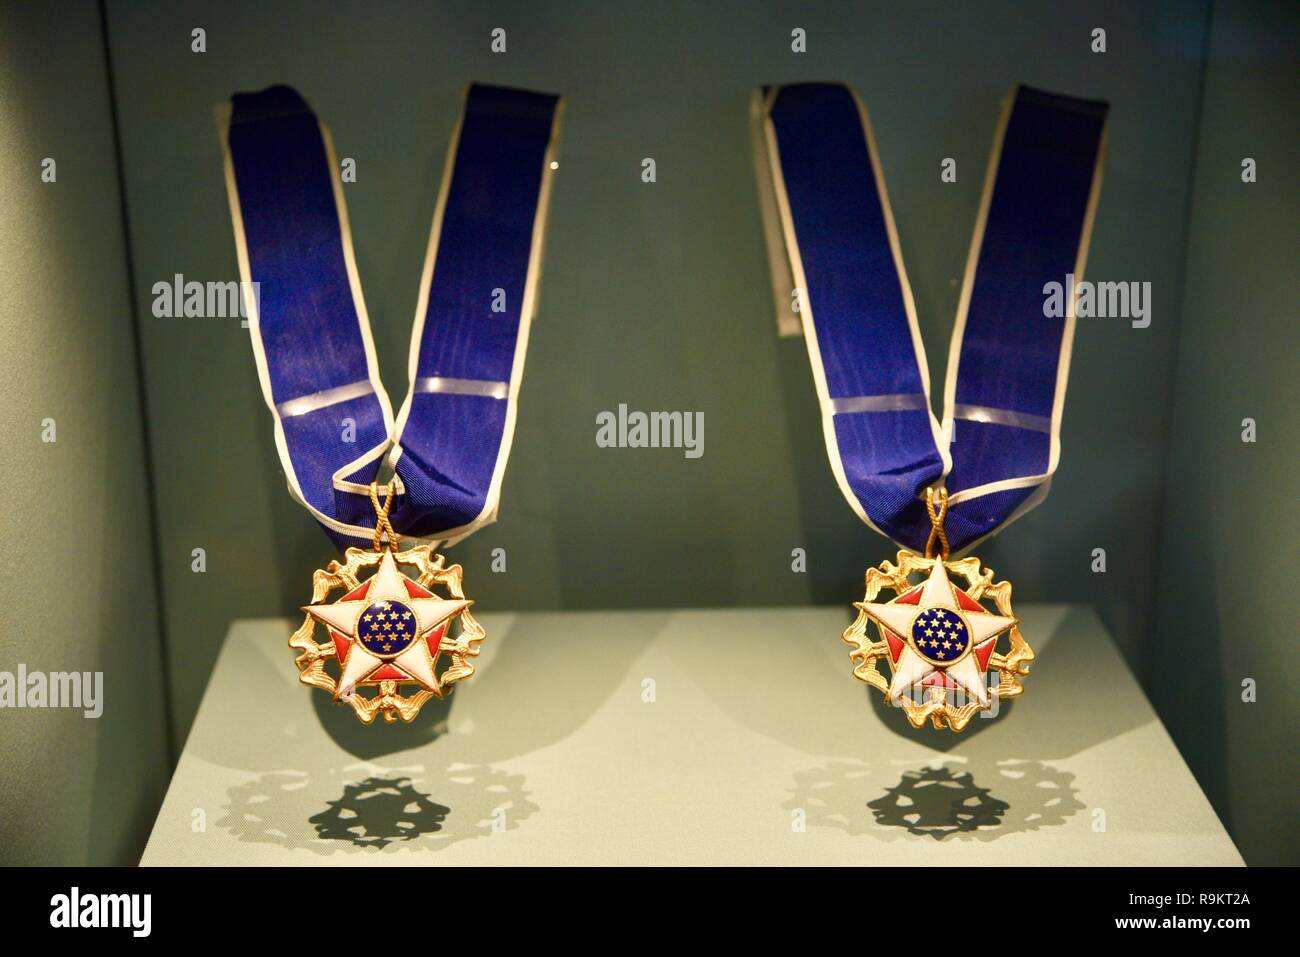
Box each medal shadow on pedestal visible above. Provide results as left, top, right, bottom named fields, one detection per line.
left=218, top=765, right=539, bottom=856
left=308, top=776, right=449, bottom=848
left=867, top=765, right=1010, bottom=839
left=786, top=757, right=1083, bottom=843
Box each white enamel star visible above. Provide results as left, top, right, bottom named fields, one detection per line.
left=855, top=558, right=1017, bottom=708
left=303, top=551, right=470, bottom=698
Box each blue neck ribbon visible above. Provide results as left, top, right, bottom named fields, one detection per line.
left=755, top=83, right=1108, bottom=554
left=221, top=84, right=564, bottom=550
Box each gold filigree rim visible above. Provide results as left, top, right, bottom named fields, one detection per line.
left=290, top=544, right=484, bottom=725
left=842, top=549, right=1034, bottom=732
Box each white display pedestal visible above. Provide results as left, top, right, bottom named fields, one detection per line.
left=142, top=605, right=1241, bottom=865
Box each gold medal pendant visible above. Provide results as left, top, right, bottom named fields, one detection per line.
left=291, top=483, right=483, bottom=725
left=842, top=489, right=1034, bottom=732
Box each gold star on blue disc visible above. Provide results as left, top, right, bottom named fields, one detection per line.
left=910, top=607, right=971, bottom=666
left=357, top=599, right=418, bottom=657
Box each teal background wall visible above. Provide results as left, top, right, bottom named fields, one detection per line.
left=102, top=0, right=1209, bottom=750
left=0, top=1, right=1292, bottom=865
left=1150, top=0, right=1298, bottom=867
left=0, top=1, right=170, bottom=865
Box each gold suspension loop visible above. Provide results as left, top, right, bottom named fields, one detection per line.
left=369, top=481, right=399, bottom=552
left=924, top=486, right=950, bottom=561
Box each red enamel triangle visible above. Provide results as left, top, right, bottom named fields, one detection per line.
left=341, top=580, right=370, bottom=602
left=895, top=586, right=922, bottom=605
left=404, top=577, right=434, bottom=599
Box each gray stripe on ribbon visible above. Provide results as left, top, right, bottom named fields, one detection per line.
left=952, top=403, right=1052, bottom=433
left=827, top=392, right=930, bottom=415
left=415, top=376, right=509, bottom=400
left=276, top=378, right=374, bottom=418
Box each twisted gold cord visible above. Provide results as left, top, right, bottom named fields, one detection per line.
left=924, top=486, right=950, bottom=560
left=369, top=480, right=399, bottom=552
